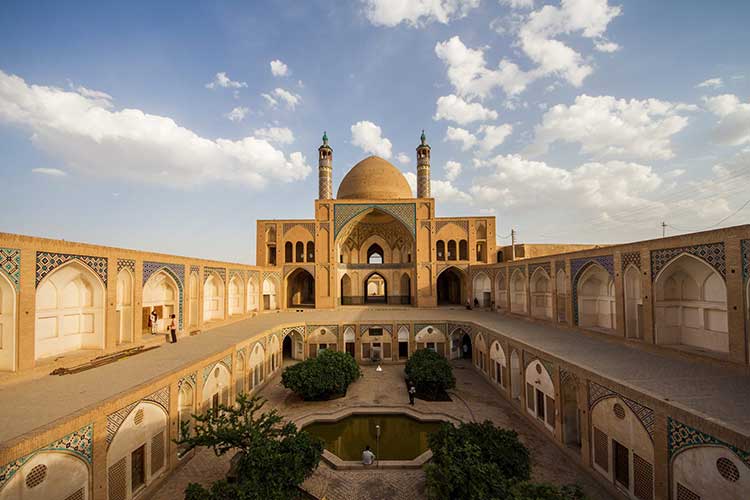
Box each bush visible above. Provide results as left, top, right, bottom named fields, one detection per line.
left=282, top=349, right=361, bottom=400
left=404, top=348, right=456, bottom=400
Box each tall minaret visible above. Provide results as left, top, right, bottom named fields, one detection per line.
left=416, top=129, right=431, bottom=198
left=318, top=131, right=333, bottom=200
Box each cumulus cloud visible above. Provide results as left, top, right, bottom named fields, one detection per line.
left=270, top=88, right=301, bottom=110
left=225, top=106, right=249, bottom=122
left=696, top=78, right=723, bottom=89
left=396, top=152, right=411, bottom=165
left=479, top=124, right=513, bottom=152
left=363, top=0, right=480, bottom=27
left=205, top=72, right=247, bottom=90
left=261, top=93, right=278, bottom=107
left=32, top=167, right=67, bottom=177
left=501, top=0, right=534, bottom=8
left=445, top=160, right=462, bottom=181
left=433, top=94, right=498, bottom=125
left=270, top=60, right=289, bottom=77
left=704, top=94, right=750, bottom=146
left=253, top=127, right=295, bottom=145
left=530, top=95, right=694, bottom=160
left=0, top=70, right=311, bottom=188
left=351, top=120, right=393, bottom=158
left=403, top=171, right=471, bottom=204
left=445, top=126, right=477, bottom=151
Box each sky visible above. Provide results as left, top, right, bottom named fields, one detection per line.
left=1, top=0, right=749, bottom=264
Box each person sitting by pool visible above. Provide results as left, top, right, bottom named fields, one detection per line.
left=362, top=445, right=375, bottom=465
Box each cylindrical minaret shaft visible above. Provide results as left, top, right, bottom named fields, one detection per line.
left=318, top=131, right=333, bottom=200
left=416, top=130, right=431, bottom=198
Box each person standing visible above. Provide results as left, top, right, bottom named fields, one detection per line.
left=168, top=314, right=177, bottom=343
left=408, top=384, right=416, bottom=405
left=362, top=445, right=375, bottom=465
left=149, top=309, right=158, bottom=335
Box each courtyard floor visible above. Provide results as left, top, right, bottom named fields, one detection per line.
left=148, top=360, right=613, bottom=500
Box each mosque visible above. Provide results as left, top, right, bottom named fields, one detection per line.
left=0, top=132, right=749, bottom=500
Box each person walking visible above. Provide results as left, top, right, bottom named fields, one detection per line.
left=362, top=445, right=375, bottom=465
left=408, top=383, right=416, bottom=405
left=168, top=314, right=177, bottom=343
left=149, top=309, right=158, bottom=335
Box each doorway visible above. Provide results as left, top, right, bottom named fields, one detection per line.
left=461, top=333, right=472, bottom=359
left=437, top=268, right=463, bottom=305
left=365, top=273, right=387, bottom=304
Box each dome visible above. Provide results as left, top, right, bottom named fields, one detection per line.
left=336, top=156, right=413, bottom=200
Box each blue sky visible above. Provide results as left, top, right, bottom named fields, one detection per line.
left=1, top=0, right=749, bottom=264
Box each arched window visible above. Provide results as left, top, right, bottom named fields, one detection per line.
left=284, top=242, right=293, bottom=263
left=436, top=241, right=446, bottom=261
left=367, top=244, right=384, bottom=264
left=459, top=240, right=468, bottom=260
left=497, top=250, right=504, bottom=263
left=307, top=241, right=315, bottom=262
left=295, top=242, right=304, bottom=263
left=447, top=240, right=457, bottom=260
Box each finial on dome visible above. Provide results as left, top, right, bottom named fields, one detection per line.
left=420, top=129, right=426, bottom=145
left=322, top=131, right=328, bottom=146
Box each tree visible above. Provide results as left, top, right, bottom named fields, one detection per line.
left=405, top=348, right=456, bottom=400
left=176, top=394, right=323, bottom=500
left=282, top=349, right=361, bottom=400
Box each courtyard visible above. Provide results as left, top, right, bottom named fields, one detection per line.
left=150, top=359, right=613, bottom=500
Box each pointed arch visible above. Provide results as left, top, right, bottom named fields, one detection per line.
left=188, top=271, right=200, bottom=327
left=246, top=273, right=259, bottom=312
left=203, top=271, right=225, bottom=321
left=437, top=266, right=466, bottom=305
left=116, top=269, right=134, bottom=345
left=530, top=267, right=552, bottom=320
left=203, top=362, right=231, bottom=409
left=510, top=268, right=527, bottom=314
left=269, top=335, right=281, bottom=372
left=490, top=341, right=507, bottom=387
left=672, top=445, right=750, bottom=500
left=286, top=268, right=315, bottom=308
left=249, top=343, right=266, bottom=389
left=0, top=450, right=90, bottom=500
left=510, top=349, right=522, bottom=401
left=35, top=260, right=106, bottom=360
left=364, top=271, right=387, bottom=304
left=525, top=359, right=555, bottom=431
left=178, top=381, right=195, bottom=441
left=0, top=271, right=17, bottom=371
left=576, top=262, right=615, bottom=332
left=495, top=271, right=507, bottom=310
left=228, top=273, right=244, bottom=316
left=143, top=266, right=184, bottom=332
left=624, top=264, right=642, bottom=339
left=400, top=272, right=412, bottom=305
left=555, top=268, right=568, bottom=323
left=472, top=272, right=492, bottom=308
left=262, top=275, right=279, bottom=310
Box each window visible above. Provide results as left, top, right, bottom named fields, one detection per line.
left=285, top=242, right=293, bottom=263
left=613, top=440, right=630, bottom=488
left=536, top=389, right=546, bottom=421
left=131, top=445, right=146, bottom=491
left=307, top=242, right=315, bottom=262
left=427, top=342, right=436, bottom=352
left=447, top=240, right=457, bottom=260
left=436, top=241, right=445, bottom=261
left=459, top=240, right=468, bottom=260
left=295, top=242, right=304, bottom=262
left=368, top=328, right=383, bottom=336
left=367, top=244, right=384, bottom=264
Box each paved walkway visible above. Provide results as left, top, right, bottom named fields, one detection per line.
left=2, top=308, right=749, bottom=447
left=149, top=361, right=614, bottom=500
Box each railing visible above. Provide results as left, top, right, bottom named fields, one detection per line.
left=341, top=295, right=411, bottom=305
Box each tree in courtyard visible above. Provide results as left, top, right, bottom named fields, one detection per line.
left=176, top=394, right=323, bottom=500
left=404, top=348, right=456, bottom=400
left=282, top=349, right=361, bottom=400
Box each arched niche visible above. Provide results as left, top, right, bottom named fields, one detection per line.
left=340, top=273, right=353, bottom=305
left=672, top=446, right=750, bottom=500
left=282, top=329, right=304, bottom=361
left=268, top=335, right=280, bottom=372
left=474, top=332, right=487, bottom=372
left=0, top=272, right=17, bottom=371
left=555, top=268, right=568, bottom=323
left=262, top=276, right=279, bottom=310
left=286, top=268, right=315, bottom=308
left=307, top=326, right=338, bottom=358
left=530, top=268, right=552, bottom=320
left=472, top=272, right=492, bottom=308
left=188, top=272, right=199, bottom=328
left=116, top=269, right=134, bottom=345
left=249, top=343, right=266, bottom=389
left=576, top=263, right=615, bottom=332
left=246, top=274, right=258, bottom=312
left=203, top=273, right=225, bottom=322
left=490, top=341, right=507, bottom=387
left=202, top=362, right=231, bottom=410
left=35, top=260, right=105, bottom=360
left=654, top=253, right=727, bottom=353
left=495, top=272, right=507, bottom=309
left=178, top=381, right=194, bottom=440
left=235, top=351, right=246, bottom=396
left=525, top=360, right=555, bottom=431
left=510, top=350, right=522, bottom=401
left=437, top=267, right=465, bottom=306
left=399, top=273, right=412, bottom=305
left=510, top=269, right=527, bottom=314
left=415, top=325, right=447, bottom=356
left=0, top=450, right=90, bottom=500
left=624, top=265, right=642, bottom=339
left=228, top=274, right=244, bottom=316
left=107, top=401, right=168, bottom=500
left=142, top=270, right=179, bottom=334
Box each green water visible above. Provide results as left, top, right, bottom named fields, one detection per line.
left=303, top=414, right=443, bottom=461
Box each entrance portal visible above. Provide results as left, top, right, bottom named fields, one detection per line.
left=286, top=268, right=315, bottom=308
left=365, top=273, right=387, bottom=304
left=437, top=268, right=463, bottom=305
left=461, top=333, right=472, bottom=359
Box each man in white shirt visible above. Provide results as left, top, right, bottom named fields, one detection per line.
left=362, top=445, right=375, bottom=465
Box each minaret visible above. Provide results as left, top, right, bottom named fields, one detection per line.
left=318, top=131, right=333, bottom=200
left=416, top=130, right=431, bottom=198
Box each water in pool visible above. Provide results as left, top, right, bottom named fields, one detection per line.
left=303, top=413, right=444, bottom=461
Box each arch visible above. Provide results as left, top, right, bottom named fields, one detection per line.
left=142, top=269, right=179, bottom=335
left=490, top=341, right=507, bottom=387
left=447, top=240, right=457, bottom=260
left=472, top=272, right=492, bottom=308
left=624, top=265, right=642, bottom=339
left=364, top=272, right=387, bottom=304
left=525, top=360, right=555, bottom=431
left=474, top=332, right=487, bottom=372
left=561, top=375, right=580, bottom=448
left=35, top=260, right=105, bottom=360
left=0, top=272, right=17, bottom=371
left=437, top=266, right=465, bottom=305
left=202, top=362, right=231, bottom=410
left=436, top=240, right=446, bottom=261
left=116, top=269, right=134, bottom=345
left=262, top=276, right=279, bottom=310
left=654, top=253, right=728, bottom=353
left=178, top=381, right=194, bottom=440
left=107, top=401, right=168, bottom=500
left=495, top=271, right=507, bottom=310
left=510, top=269, right=527, bottom=314
left=282, top=329, right=303, bottom=361
left=400, top=273, right=411, bottom=305
left=284, top=242, right=293, bottom=263
left=340, top=273, right=353, bottom=305
left=306, top=241, right=315, bottom=263
left=576, top=263, right=615, bottom=332
left=556, top=268, right=568, bottom=323
left=672, top=445, right=750, bottom=500
left=246, top=274, right=258, bottom=312
left=367, top=243, right=384, bottom=264
left=203, top=272, right=225, bottom=322
left=415, top=325, right=447, bottom=356
left=188, top=271, right=199, bottom=328
left=510, top=350, right=521, bottom=401
left=269, top=335, right=281, bottom=372
left=228, top=274, right=244, bottom=316
left=530, top=267, right=552, bottom=320
left=459, top=240, right=468, bottom=260
left=249, top=343, right=266, bottom=389
left=295, top=241, right=304, bottom=263
left=591, top=396, right=654, bottom=497
left=235, top=351, right=246, bottom=396
left=286, top=268, right=315, bottom=308
left=0, top=450, right=90, bottom=500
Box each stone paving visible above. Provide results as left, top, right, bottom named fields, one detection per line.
left=149, top=361, right=614, bottom=500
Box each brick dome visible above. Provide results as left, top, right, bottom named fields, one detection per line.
left=336, top=156, right=413, bottom=200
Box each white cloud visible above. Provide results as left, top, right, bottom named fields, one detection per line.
left=270, top=60, right=289, bottom=77
left=445, top=126, right=477, bottom=151
left=403, top=172, right=471, bottom=203
left=261, top=93, right=278, bottom=107
left=351, top=120, right=393, bottom=158
left=32, top=167, right=67, bottom=177
left=253, top=127, right=295, bottom=145
left=479, top=124, right=513, bottom=152
left=704, top=94, right=750, bottom=146
left=0, top=70, right=311, bottom=188
left=594, top=40, right=620, bottom=53
left=530, top=95, right=694, bottom=160
left=433, top=94, right=498, bottom=125
left=225, top=106, right=249, bottom=122
left=363, top=0, right=480, bottom=27
left=445, top=160, right=462, bottom=181
left=435, top=36, right=532, bottom=99
left=205, top=72, right=247, bottom=90
left=270, top=88, right=301, bottom=110
left=501, top=0, right=534, bottom=8
left=696, top=77, right=723, bottom=89
left=396, top=152, right=410, bottom=165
